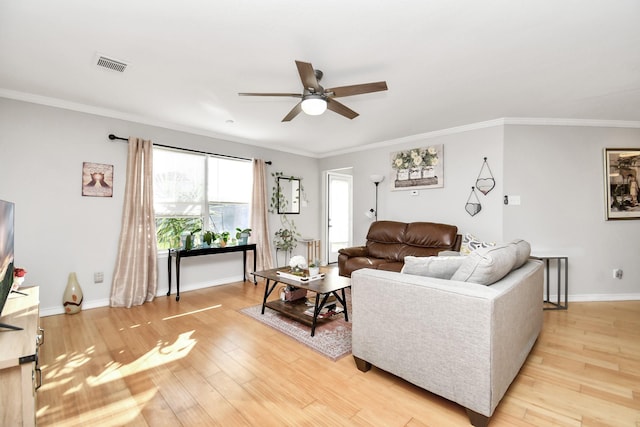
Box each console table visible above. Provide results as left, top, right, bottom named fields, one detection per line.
left=168, top=244, right=257, bottom=301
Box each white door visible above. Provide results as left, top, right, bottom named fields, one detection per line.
left=326, top=171, right=352, bottom=264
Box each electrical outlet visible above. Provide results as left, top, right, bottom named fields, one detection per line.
left=613, top=269, right=623, bottom=279
left=94, top=272, right=104, bottom=283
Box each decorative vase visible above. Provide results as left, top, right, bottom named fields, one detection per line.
left=11, top=267, right=27, bottom=291
left=309, top=267, right=320, bottom=276
left=63, top=272, right=84, bottom=314
left=11, top=276, right=24, bottom=292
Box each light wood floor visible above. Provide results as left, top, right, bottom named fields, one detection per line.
left=37, top=280, right=640, bottom=426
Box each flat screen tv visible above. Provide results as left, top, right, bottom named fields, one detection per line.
left=0, top=199, right=19, bottom=331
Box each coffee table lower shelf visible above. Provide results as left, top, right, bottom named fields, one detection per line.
left=264, top=299, right=342, bottom=328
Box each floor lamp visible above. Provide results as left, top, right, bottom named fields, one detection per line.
left=369, top=174, right=385, bottom=220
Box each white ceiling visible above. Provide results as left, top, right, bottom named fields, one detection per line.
left=1, top=1, right=639, bottom=157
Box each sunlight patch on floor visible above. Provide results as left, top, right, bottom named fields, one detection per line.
left=162, top=304, right=222, bottom=320
left=87, top=330, right=197, bottom=387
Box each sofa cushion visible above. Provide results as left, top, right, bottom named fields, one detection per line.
left=366, top=220, right=407, bottom=243
left=460, top=233, right=495, bottom=255
left=404, top=222, right=458, bottom=248
left=510, top=239, right=531, bottom=269
left=401, top=256, right=466, bottom=279
left=451, top=243, right=517, bottom=285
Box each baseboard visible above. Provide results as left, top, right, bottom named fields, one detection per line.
left=40, top=275, right=246, bottom=317
left=550, top=293, right=640, bottom=303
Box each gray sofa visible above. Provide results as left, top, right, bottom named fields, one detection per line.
left=350, top=241, right=544, bottom=426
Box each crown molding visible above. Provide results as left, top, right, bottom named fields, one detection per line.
left=0, top=88, right=317, bottom=158
left=322, top=117, right=640, bottom=158
left=3, top=88, right=639, bottom=159
left=321, top=119, right=507, bottom=158
left=503, top=117, right=640, bottom=128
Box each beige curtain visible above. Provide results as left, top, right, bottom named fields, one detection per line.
left=250, top=159, right=274, bottom=272
left=110, top=138, right=158, bottom=308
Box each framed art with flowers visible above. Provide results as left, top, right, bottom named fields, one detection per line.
left=603, top=148, right=640, bottom=220
left=390, top=144, right=443, bottom=190
left=82, top=162, right=113, bottom=197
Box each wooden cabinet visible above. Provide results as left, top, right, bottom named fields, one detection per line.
left=0, top=287, right=41, bottom=426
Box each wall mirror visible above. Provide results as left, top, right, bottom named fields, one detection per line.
left=277, top=177, right=301, bottom=214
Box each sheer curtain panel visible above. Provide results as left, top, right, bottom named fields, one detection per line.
left=110, top=138, right=158, bottom=307
left=250, top=159, right=274, bottom=272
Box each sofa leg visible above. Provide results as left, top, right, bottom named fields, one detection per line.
left=465, top=408, right=489, bottom=427
left=353, top=356, right=372, bottom=372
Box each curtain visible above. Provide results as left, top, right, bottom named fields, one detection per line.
left=250, top=159, right=274, bottom=272
left=110, top=138, right=158, bottom=307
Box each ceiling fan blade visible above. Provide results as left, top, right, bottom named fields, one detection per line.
left=326, top=98, right=359, bottom=119
left=282, top=101, right=303, bottom=122
left=326, top=81, right=388, bottom=98
left=239, top=92, right=302, bottom=98
left=295, top=61, right=321, bottom=92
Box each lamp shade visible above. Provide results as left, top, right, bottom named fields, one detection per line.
left=301, top=95, right=327, bottom=115
left=370, top=174, right=385, bottom=184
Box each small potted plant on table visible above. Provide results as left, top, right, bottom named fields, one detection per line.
left=308, top=261, right=320, bottom=276
left=216, top=231, right=230, bottom=247
left=235, top=228, right=252, bottom=245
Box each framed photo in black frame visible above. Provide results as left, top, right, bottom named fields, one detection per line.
left=603, top=148, right=640, bottom=220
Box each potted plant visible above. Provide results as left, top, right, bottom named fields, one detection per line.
left=184, top=227, right=201, bottom=250
left=216, top=231, right=230, bottom=247
left=308, top=261, right=320, bottom=276
left=203, top=231, right=214, bottom=247
left=235, top=227, right=252, bottom=245
left=274, top=227, right=298, bottom=253
left=156, top=217, right=201, bottom=250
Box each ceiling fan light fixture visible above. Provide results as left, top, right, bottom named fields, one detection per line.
left=301, top=95, right=327, bottom=116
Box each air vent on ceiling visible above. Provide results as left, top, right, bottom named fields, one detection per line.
left=96, top=55, right=128, bottom=73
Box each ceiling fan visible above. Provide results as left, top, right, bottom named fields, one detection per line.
left=239, top=60, right=388, bottom=122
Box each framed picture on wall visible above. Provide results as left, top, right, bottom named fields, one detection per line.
left=390, top=144, right=444, bottom=190
left=603, top=148, right=640, bottom=220
left=82, top=162, right=113, bottom=197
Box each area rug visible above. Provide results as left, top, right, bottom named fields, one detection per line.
left=239, top=302, right=352, bottom=361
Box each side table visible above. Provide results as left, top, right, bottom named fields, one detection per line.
left=299, top=238, right=321, bottom=263
left=531, top=253, right=568, bottom=310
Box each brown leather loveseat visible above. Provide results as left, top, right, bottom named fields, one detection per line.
left=338, top=220, right=461, bottom=277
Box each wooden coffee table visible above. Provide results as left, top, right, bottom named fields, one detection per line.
left=252, top=267, right=351, bottom=337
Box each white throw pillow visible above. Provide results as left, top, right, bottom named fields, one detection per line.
left=509, top=239, right=531, bottom=269
left=460, top=233, right=495, bottom=255
left=450, top=244, right=517, bottom=285
left=402, top=256, right=466, bottom=280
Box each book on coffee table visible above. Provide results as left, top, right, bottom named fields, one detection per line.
left=276, top=270, right=325, bottom=282
left=303, top=306, right=344, bottom=318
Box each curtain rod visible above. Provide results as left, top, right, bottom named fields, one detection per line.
left=108, top=134, right=271, bottom=165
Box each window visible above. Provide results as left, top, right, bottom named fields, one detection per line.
left=153, top=147, right=252, bottom=249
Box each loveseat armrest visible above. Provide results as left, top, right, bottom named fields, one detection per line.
left=338, top=246, right=369, bottom=257
left=338, top=246, right=370, bottom=277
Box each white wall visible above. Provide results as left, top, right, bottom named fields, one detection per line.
left=0, top=98, right=320, bottom=315
left=320, top=125, right=505, bottom=246
left=321, top=123, right=640, bottom=301
left=503, top=124, right=640, bottom=300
